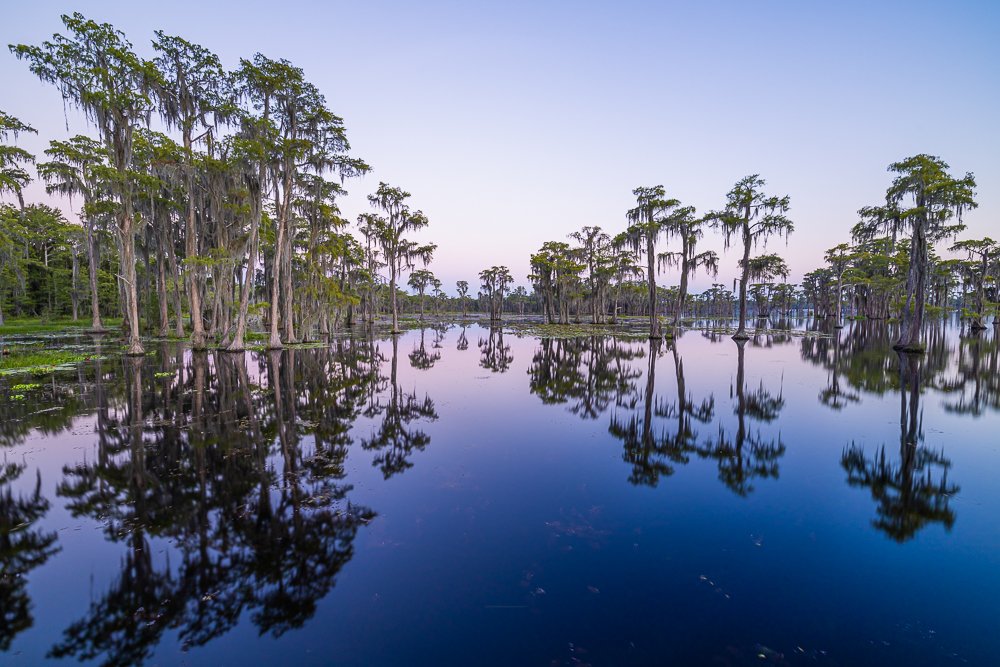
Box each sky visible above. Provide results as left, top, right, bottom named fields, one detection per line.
left=1, top=0, right=997, bottom=293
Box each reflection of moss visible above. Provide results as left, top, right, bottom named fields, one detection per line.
left=0, top=349, right=94, bottom=376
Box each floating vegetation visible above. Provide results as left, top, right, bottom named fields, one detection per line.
left=507, top=321, right=651, bottom=340
left=0, top=348, right=97, bottom=376
left=698, top=324, right=833, bottom=339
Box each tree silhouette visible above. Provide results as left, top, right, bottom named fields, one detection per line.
left=0, top=465, right=59, bottom=651
left=707, top=175, right=793, bottom=341
left=842, top=353, right=958, bottom=541
left=363, top=336, right=438, bottom=478
left=610, top=338, right=715, bottom=487
left=623, top=186, right=691, bottom=338
left=697, top=339, right=786, bottom=496
left=479, top=327, right=513, bottom=373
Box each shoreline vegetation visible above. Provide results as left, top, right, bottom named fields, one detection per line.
left=0, top=310, right=929, bottom=378
left=0, top=13, right=996, bottom=362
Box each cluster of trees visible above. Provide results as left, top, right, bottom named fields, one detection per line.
left=3, top=13, right=442, bottom=352
left=801, top=155, right=989, bottom=351
left=0, top=204, right=119, bottom=321
left=2, top=15, right=992, bottom=357
left=524, top=155, right=988, bottom=353
left=528, top=176, right=792, bottom=340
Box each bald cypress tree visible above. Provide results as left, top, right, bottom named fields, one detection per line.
left=152, top=32, right=229, bottom=350
left=950, top=237, right=997, bottom=330
left=624, top=186, right=689, bottom=339
left=38, top=136, right=111, bottom=332
left=367, top=183, right=434, bottom=334
left=12, top=13, right=159, bottom=354
left=708, top=175, right=793, bottom=341
left=867, top=155, right=976, bottom=351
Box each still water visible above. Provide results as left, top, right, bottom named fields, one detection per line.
left=1, top=321, right=998, bottom=666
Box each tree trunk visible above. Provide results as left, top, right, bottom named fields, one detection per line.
left=734, top=227, right=751, bottom=341
left=85, top=215, right=104, bottom=332
left=164, top=231, right=185, bottom=338
left=646, top=235, right=659, bottom=338
left=894, top=222, right=927, bottom=352
left=228, top=211, right=259, bottom=352
left=268, top=212, right=286, bottom=349
left=71, top=247, right=80, bottom=321
left=120, top=212, right=144, bottom=356
left=834, top=273, right=844, bottom=328
left=186, top=174, right=206, bottom=350
left=157, top=244, right=169, bottom=337
left=390, top=260, right=399, bottom=334
left=675, top=252, right=689, bottom=328
left=971, top=254, right=988, bottom=330
left=281, top=218, right=296, bottom=342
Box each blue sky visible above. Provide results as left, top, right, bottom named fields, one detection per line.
left=2, top=0, right=997, bottom=292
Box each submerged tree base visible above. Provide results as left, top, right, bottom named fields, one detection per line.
left=892, top=341, right=926, bottom=353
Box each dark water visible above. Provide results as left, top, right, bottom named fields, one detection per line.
left=1, top=321, right=998, bottom=666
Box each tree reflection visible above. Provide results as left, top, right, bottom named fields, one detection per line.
left=51, top=356, right=178, bottom=665
left=802, top=328, right=861, bottom=410
left=842, top=353, right=958, bottom=542
left=363, top=336, right=438, bottom=479
left=936, top=332, right=1000, bottom=416
left=609, top=338, right=715, bottom=487
left=698, top=339, right=786, bottom=496
left=802, top=320, right=951, bottom=399
left=528, top=337, right=642, bottom=419
left=0, top=464, right=59, bottom=651
left=408, top=327, right=441, bottom=370
left=49, top=344, right=383, bottom=665
left=749, top=325, right=792, bottom=348
left=479, top=327, right=513, bottom=373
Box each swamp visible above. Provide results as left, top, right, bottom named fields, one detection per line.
left=0, top=317, right=998, bottom=665
left=2, top=4, right=998, bottom=665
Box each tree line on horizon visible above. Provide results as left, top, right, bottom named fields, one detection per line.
left=523, top=157, right=992, bottom=352
left=1, top=14, right=996, bottom=354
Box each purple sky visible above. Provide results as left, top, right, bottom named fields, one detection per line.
left=2, top=0, right=997, bottom=293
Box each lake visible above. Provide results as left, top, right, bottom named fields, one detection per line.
left=1, top=320, right=998, bottom=666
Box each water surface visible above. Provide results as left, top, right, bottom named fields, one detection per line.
left=1, top=321, right=998, bottom=666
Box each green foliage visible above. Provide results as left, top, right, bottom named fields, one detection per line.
left=0, top=109, right=37, bottom=203
left=0, top=348, right=93, bottom=376
left=0, top=204, right=104, bottom=319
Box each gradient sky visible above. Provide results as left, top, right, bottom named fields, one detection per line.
left=2, top=0, right=997, bottom=293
